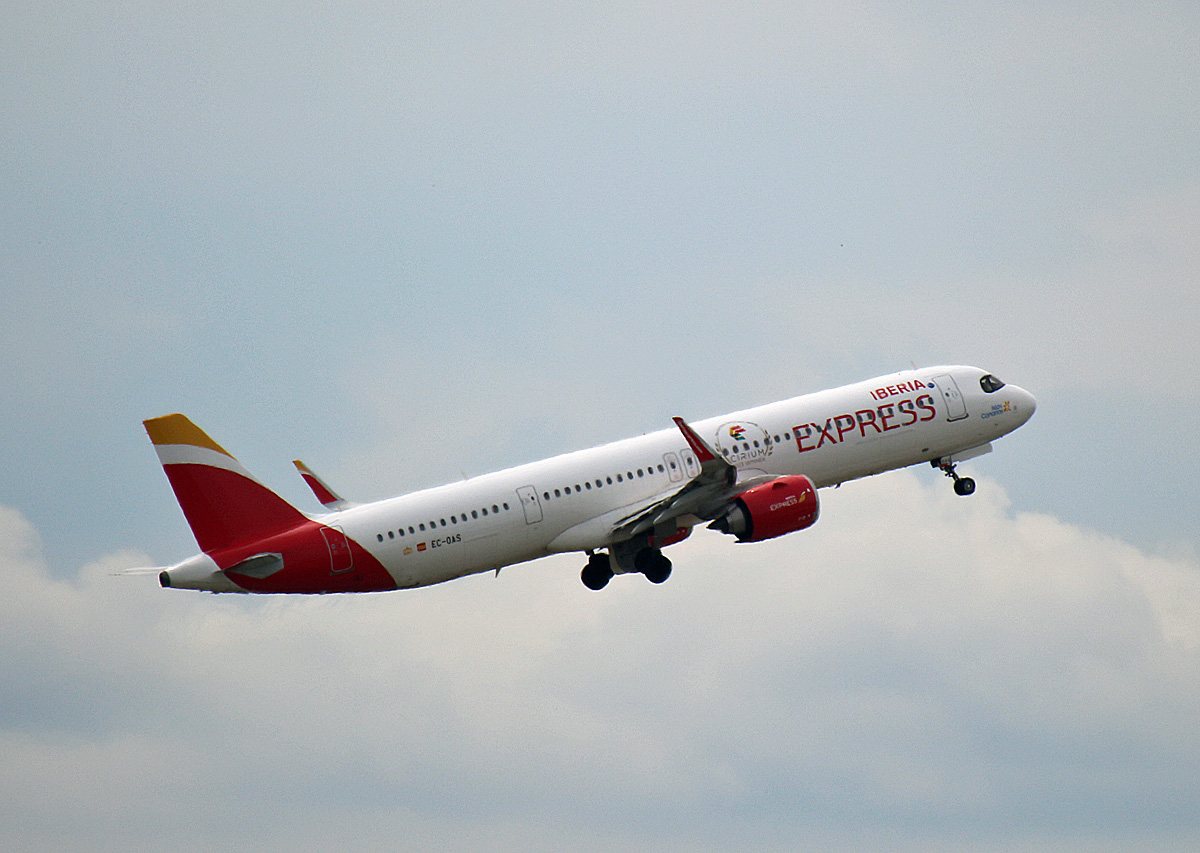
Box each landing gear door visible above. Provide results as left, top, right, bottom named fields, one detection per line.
left=516, top=485, right=543, bottom=524
left=932, top=373, right=969, bottom=422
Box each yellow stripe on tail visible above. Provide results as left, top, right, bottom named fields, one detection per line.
left=144, top=414, right=233, bottom=456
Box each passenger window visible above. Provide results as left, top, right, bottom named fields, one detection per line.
left=596, top=479, right=602, bottom=488
left=585, top=482, right=592, bottom=490
left=419, top=523, right=426, bottom=532
left=451, top=516, right=457, bottom=524
left=503, top=502, right=509, bottom=510
left=471, top=511, right=478, bottom=519
left=388, top=531, right=394, bottom=539
left=492, top=504, right=499, bottom=513
left=377, top=534, right=383, bottom=542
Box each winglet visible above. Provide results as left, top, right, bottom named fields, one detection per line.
left=673, top=417, right=718, bottom=463
left=293, top=460, right=352, bottom=510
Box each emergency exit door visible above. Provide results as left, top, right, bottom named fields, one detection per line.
left=932, top=374, right=968, bottom=421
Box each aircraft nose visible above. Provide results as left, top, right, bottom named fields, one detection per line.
left=1012, top=385, right=1036, bottom=423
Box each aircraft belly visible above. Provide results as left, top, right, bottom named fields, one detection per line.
left=372, top=526, right=551, bottom=588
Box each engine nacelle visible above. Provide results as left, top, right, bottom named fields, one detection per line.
left=709, top=475, right=820, bottom=542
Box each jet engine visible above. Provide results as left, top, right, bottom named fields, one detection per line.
left=709, top=475, right=819, bottom=542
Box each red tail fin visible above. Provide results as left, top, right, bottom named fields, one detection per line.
left=144, top=414, right=308, bottom=553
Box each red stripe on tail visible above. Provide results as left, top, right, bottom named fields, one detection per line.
left=162, top=463, right=309, bottom=553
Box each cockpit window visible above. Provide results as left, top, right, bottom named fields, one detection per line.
left=980, top=374, right=1005, bottom=393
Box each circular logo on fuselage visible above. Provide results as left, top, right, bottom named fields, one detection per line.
left=714, top=421, right=774, bottom=465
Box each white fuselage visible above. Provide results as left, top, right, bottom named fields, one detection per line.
left=323, top=365, right=1035, bottom=589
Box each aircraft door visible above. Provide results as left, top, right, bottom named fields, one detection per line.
left=321, top=525, right=354, bottom=574
left=664, top=452, right=684, bottom=483
left=932, top=374, right=969, bottom=421
left=681, top=448, right=701, bottom=479
left=516, top=486, right=543, bottom=524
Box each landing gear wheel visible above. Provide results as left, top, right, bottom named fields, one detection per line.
left=935, top=458, right=976, bottom=497
left=581, top=553, right=613, bottom=590
left=635, top=548, right=673, bottom=584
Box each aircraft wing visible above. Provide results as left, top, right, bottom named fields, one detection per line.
left=611, top=417, right=773, bottom=540
left=545, top=418, right=775, bottom=554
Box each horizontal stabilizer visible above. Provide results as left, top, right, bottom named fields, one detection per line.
left=225, top=552, right=285, bottom=579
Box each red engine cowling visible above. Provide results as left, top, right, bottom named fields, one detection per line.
left=709, top=475, right=820, bottom=542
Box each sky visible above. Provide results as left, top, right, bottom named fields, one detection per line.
left=2, top=2, right=1198, bottom=850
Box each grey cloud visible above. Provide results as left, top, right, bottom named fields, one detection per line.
left=2, top=469, right=1198, bottom=850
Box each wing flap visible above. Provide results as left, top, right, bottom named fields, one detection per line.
left=546, top=488, right=683, bottom=553
left=553, top=418, right=790, bottom=553
left=611, top=418, right=773, bottom=541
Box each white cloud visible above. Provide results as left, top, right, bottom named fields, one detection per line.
left=2, top=470, right=1198, bottom=850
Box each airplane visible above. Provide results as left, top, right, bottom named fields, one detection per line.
left=144, top=366, right=1035, bottom=594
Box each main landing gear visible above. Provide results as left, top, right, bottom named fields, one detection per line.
left=935, top=458, right=976, bottom=496
left=635, top=548, right=673, bottom=584
left=581, top=553, right=613, bottom=590
left=580, top=547, right=672, bottom=590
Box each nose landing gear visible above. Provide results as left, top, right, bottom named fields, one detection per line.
left=935, top=458, right=976, bottom=496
